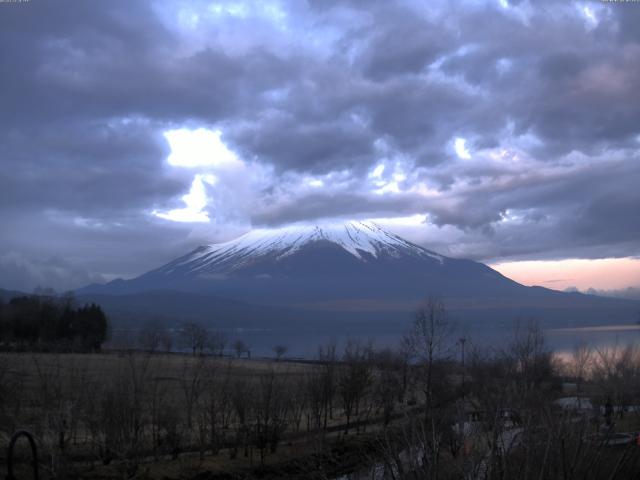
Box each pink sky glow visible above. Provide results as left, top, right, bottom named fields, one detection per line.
left=490, top=257, right=640, bottom=292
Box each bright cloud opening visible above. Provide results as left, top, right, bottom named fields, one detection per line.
left=305, top=177, right=324, bottom=188
left=373, top=165, right=407, bottom=195
left=454, top=137, right=472, bottom=160
left=154, top=174, right=216, bottom=223
left=582, top=5, right=598, bottom=27
left=370, top=164, right=385, bottom=178
left=164, top=128, right=242, bottom=169
left=496, top=58, right=512, bottom=75
left=209, top=3, right=249, bottom=18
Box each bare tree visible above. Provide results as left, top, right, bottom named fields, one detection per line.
left=404, top=296, right=454, bottom=415
left=592, top=343, right=640, bottom=418
left=338, top=339, right=373, bottom=434
left=230, top=376, right=253, bottom=459
left=373, top=348, right=402, bottom=426
left=180, top=321, right=209, bottom=356
left=233, top=339, right=248, bottom=359
left=179, top=356, right=207, bottom=429
left=138, top=320, right=170, bottom=354
left=318, top=341, right=338, bottom=430
left=159, top=327, right=174, bottom=353
left=147, top=369, right=172, bottom=459
left=289, top=376, right=308, bottom=433
left=207, top=330, right=227, bottom=357
left=31, top=354, right=90, bottom=476
left=273, top=344, right=288, bottom=361
left=252, top=368, right=290, bottom=463
left=81, top=353, right=151, bottom=476
left=204, top=361, right=233, bottom=455
left=507, top=319, right=554, bottom=396
left=569, top=342, right=593, bottom=406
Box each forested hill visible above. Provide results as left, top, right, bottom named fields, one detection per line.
left=0, top=292, right=109, bottom=351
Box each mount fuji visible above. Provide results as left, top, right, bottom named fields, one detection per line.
left=79, top=221, right=639, bottom=332
left=80, top=221, right=518, bottom=302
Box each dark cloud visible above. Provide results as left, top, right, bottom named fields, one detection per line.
left=0, top=120, right=184, bottom=217
left=612, top=3, right=640, bottom=43
left=354, top=6, right=455, bottom=81
left=0, top=0, right=638, bottom=289
left=253, top=191, right=424, bottom=226
left=230, top=114, right=375, bottom=173
left=0, top=252, right=106, bottom=293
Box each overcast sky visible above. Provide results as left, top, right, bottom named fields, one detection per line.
left=1, top=0, right=639, bottom=293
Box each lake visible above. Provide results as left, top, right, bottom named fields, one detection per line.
left=211, top=322, right=640, bottom=359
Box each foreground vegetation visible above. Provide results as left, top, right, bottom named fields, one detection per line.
left=2, top=298, right=640, bottom=479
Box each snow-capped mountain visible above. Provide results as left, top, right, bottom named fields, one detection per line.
left=81, top=220, right=522, bottom=303
left=154, top=221, right=445, bottom=277
left=78, top=220, right=640, bottom=330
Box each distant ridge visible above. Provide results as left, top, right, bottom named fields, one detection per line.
left=0, top=287, right=27, bottom=302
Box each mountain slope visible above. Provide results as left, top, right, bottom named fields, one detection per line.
left=79, top=221, right=640, bottom=326
left=81, top=221, right=522, bottom=302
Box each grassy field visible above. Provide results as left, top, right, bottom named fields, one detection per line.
left=4, top=341, right=640, bottom=479
left=0, top=350, right=415, bottom=479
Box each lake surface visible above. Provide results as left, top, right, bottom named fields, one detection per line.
left=110, top=321, right=640, bottom=359
left=211, top=322, right=640, bottom=359
left=545, top=324, right=640, bottom=360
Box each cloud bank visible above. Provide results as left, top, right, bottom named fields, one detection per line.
left=1, top=0, right=639, bottom=290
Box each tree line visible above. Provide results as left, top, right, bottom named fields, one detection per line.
left=0, top=294, right=109, bottom=352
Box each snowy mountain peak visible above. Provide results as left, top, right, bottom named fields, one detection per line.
left=217, top=221, right=429, bottom=259
left=160, top=221, right=444, bottom=276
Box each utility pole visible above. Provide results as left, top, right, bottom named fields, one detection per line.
left=459, top=337, right=466, bottom=399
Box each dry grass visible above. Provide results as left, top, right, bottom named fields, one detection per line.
left=0, top=351, right=396, bottom=479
